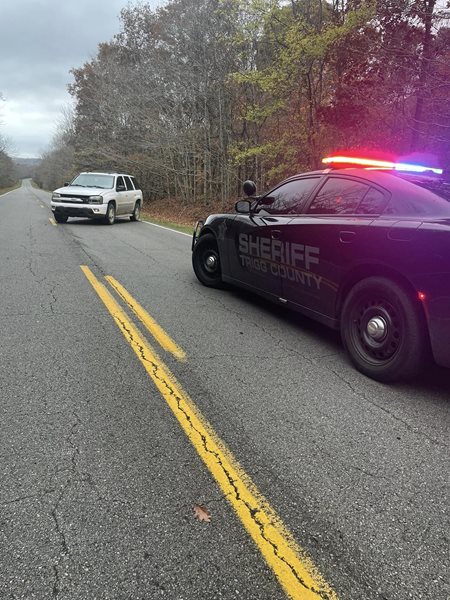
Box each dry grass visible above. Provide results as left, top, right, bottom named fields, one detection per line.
left=142, top=197, right=235, bottom=228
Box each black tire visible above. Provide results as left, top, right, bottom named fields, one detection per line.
left=341, top=277, right=429, bottom=382
left=192, top=233, right=223, bottom=288
left=104, top=202, right=115, bottom=225
left=130, top=201, right=141, bottom=221
left=54, top=213, right=68, bottom=224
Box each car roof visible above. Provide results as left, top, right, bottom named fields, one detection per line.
left=80, top=172, right=133, bottom=176
left=285, top=167, right=446, bottom=196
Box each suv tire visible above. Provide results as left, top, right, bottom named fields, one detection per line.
left=105, top=202, right=116, bottom=225
left=130, top=201, right=141, bottom=221
left=54, top=214, right=68, bottom=224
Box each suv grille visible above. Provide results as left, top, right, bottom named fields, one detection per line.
left=60, top=194, right=89, bottom=203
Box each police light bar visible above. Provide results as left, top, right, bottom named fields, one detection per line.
left=322, top=155, right=443, bottom=175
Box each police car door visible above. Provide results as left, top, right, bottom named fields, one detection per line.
left=227, top=179, right=320, bottom=301
left=281, top=175, right=388, bottom=320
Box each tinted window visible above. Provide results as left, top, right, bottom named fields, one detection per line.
left=384, top=185, right=450, bottom=217
left=116, top=176, right=125, bottom=190
left=258, top=178, right=319, bottom=214
left=307, top=177, right=369, bottom=214
left=358, top=187, right=389, bottom=215
left=130, top=176, right=140, bottom=190
left=124, top=176, right=134, bottom=191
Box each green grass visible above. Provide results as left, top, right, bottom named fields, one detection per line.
left=142, top=216, right=193, bottom=235
left=0, top=181, right=21, bottom=195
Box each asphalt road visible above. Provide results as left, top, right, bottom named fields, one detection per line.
left=1, top=180, right=449, bottom=600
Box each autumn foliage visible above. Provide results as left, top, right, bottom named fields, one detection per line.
left=36, top=0, right=450, bottom=203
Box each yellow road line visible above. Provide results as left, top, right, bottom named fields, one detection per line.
left=105, top=275, right=186, bottom=361
left=81, top=265, right=338, bottom=600
left=49, top=217, right=57, bottom=226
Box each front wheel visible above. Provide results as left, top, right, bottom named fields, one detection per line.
left=104, top=202, right=115, bottom=225
left=54, top=213, right=68, bottom=224
left=341, top=277, right=429, bottom=382
left=192, top=233, right=223, bottom=288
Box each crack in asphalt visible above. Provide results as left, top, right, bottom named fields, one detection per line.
left=330, top=369, right=449, bottom=450
left=50, top=410, right=83, bottom=599
left=1, top=488, right=57, bottom=506
left=115, top=315, right=333, bottom=600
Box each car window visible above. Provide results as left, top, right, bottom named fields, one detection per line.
left=70, top=173, right=114, bottom=189
left=383, top=184, right=450, bottom=217
left=307, top=177, right=369, bottom=214
left=257, top=178, right=319, bottom=214
left=116, top=176, right=125, bottom=190
left=124, top=176, right=134, bottom=191
left=357, top=187, right=389, bottom=215
left=130, top=176, right=140, bottom=190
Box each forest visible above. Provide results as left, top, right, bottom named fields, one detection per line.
left=0, top=95, right=17, bottom=189
left=35, top=0, right=450, bottom=207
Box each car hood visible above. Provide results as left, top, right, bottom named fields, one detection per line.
left=54, top=185, right=111, bottom=196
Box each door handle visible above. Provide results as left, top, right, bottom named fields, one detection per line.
left=271, top=230, right=281, bottom=240
left=339, top=230, right=355, bottom=243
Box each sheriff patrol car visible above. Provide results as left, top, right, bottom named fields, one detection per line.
left=192, top=155, right=450, bottom=382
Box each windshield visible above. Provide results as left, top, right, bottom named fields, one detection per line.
left=70, top=174, right=114, bottom=189
left=384, top=177, right=450, bottom=218
left=394, top=172, right=450, bottom=200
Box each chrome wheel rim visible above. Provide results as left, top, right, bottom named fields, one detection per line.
left=203, top=251, right=219, bottom=274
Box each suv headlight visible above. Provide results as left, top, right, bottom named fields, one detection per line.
left=52, top=193, right=61, bottom=201
left=88, top=195, right=103, bottom=204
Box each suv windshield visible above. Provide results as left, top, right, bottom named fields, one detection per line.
left=70, top=174, right=115, bottom=189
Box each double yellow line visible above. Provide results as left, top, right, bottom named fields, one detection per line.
left=81, top=265, right=338, bottom=600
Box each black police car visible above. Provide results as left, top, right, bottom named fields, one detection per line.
left=192, top=156, right=450, bottom=382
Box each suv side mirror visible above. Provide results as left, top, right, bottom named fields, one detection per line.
left=64, top=182, right=69, bottom=187
left=235, top=200, right=252, bottom=214
left=117, top=184, right=126, bottom=192
left=243, top=180, right=256, bottom=196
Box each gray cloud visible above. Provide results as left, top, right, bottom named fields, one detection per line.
left=1, top=0, right=163, bottom=157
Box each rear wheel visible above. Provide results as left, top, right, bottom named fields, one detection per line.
left=104, top=202, right=115, bottom=225
left=130, top=201, right=141, bottom=221
left=192, top=233, right=223, bottom=288
left=341, top=277, right=429, bottom=382
left=54, top=213, right=68, bottom=223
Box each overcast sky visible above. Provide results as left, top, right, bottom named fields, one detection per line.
left=0, top=0, right=164, bottom=158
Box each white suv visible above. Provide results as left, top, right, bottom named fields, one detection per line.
left=51, top=172, right=143, bottom=225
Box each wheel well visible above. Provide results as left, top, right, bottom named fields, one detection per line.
left=198, top=227, right=216, bottom=240
left=108, top=199, right=117, bottom=208
left=336, top=264, right=427, bottom=324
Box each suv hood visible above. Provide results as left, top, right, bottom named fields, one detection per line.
left=54, top=185, right=112, bottom=196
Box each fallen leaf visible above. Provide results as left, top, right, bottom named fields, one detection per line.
left=194, top=504, right=211, bottom=523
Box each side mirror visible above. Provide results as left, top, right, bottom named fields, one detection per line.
left=117, top=184, right=126, bottom=192
left=243, top=180, right=256, bottom=197
left=235, top=200, right=251, bottom=214
left=64, top=182, right=69, bottom=187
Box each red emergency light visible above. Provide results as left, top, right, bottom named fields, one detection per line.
left=322, top=155, right=443, bottom=175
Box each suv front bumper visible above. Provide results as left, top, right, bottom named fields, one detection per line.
left=51, top=201, right=108, bottom=218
